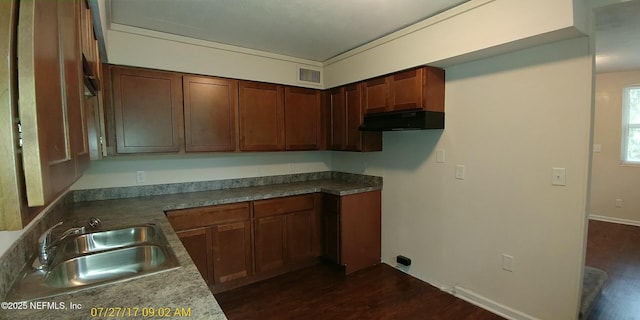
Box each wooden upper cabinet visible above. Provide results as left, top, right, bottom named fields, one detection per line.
left=238, top=81, right=284, bottom=151
left=17, top=0, right=85, bottom=207
left=329, top=87, right=346, bottom=150
left=183, top=76, right=238, bottom=152
left=59, top=0, right=89, bottom=175
left=112, top=66, right=183, bottom=154
left=344, top=84, right=363, bottom=151
left=422, top=66, right=446, bottom=112
left=388, top=68, right=424, bottom=112
left=363, top=66, right=445, bottom=114
left=284, top=87, right=321, bottom=150
left=362, top=77, right=388, bottom=114
left=329, top=84, right=381, bottom=152
left=80, top=0, right=98, bottom=81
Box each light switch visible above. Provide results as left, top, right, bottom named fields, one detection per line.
left=455, top=165, right=465, bottom=180
left=436, top=149, right=445, bottom=163
left=502, top=254, right=514, bottom=272
left=593, top=144, right=602, bottom=153
left=552, top=168, right=566, bottom=186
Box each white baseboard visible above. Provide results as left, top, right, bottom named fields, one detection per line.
left=589, top=214, right=640, bottom=227
left=453, top=286, right=541, bottom=320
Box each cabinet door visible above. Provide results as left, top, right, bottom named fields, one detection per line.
left=344, top=84, right=362, bottom=151
left=254, top=215, right=286, bottom=273
left=328, top=87, right=346, bottom=150
left=60, top=0, right=90, bottom=175
left=340, top=191, right=381, bottom=274
left=112, top=66, right=183, bottom=153
left=284, top=87, right=321, bottom=150
left=362, top=77, right=388, bottom=114
left=211, top=220, right=252, bottom=284
left=388, top=68, right=423, bottom=112
left=18, top=0, right=76, bottom=207
left=286, top=210, right=317, bottom=262
left=183, top=76, right=238, bottom=152
left=176, top=228, right=212, bottom=284
left=80, top=1, right=96, bottom=78
left=238, top=81, right=284, bottom=151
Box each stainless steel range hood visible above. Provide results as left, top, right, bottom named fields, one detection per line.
left=359, top=110, right=445, bottom=131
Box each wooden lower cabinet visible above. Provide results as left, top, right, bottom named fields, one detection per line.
left=286, top=210, right=317, bottom=262
left=174, top=228, right=211, bottom=283
left=166, top=202, right=252, bottom=287
left=322, top=190, right=381, bottom=274
left=167, top=191, right=379, bottom=292
left=254, top=215, right=286, bottom=273
left=253, top=194, right=320, bottom=273
left=211, top=220, right=252, bottom=284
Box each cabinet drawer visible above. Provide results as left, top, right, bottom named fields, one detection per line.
left=253, top=194, right=314, bottom=218
left=166, top=202, right=250, bottom=231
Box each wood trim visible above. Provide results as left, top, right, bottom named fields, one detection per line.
left=16, top=0, right=46, bottom=206
left=0, top=0, right=24, bottom=230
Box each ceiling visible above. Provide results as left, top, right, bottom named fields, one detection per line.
left=107, top=0, right=640, bottom=71
left=595, top=0, right=640, bottom=72
left=108, top=0, right=469, bottom=62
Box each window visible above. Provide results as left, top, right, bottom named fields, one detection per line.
left=622, top=86, right=640, bottom=163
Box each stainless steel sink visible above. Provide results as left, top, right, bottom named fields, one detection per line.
left=6, top=224, right=180, bottom=301
left=56, top=225, right=161, bottom=257
left=46, top=245, right=171, bottom=288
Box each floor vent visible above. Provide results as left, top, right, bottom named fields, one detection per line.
left=298, top=67, right=321, bottom=84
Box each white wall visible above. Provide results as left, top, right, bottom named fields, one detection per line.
left=101, top=1, right=589, bottom=91
left=323, top=0, right=588, bottom=88
left=332, top=37, right=593, bottom=320
left=105, top=25, right=323, bottom=89
left=590, top=70, right=640, bottom=224
left=72, top=152, right=331, bottom=189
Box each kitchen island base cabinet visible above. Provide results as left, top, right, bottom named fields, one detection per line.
left=323, top=190, right=381, bottom=274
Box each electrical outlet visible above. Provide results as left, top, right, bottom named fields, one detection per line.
left=502, top=254, right=514, bottom=272
left=136, top=171, right=145, bottom=183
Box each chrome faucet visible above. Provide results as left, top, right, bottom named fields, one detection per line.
left=36, top=217, right=102, bottom=270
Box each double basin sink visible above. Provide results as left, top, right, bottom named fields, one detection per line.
left=7, top=224, right=180, bottom=301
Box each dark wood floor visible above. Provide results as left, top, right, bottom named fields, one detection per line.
left=215, top=263, right=504, bottom=320
left=585, top=220, right=640, bottom=320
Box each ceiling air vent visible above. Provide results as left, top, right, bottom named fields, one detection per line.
left=298, top=67, right=321, bottom=85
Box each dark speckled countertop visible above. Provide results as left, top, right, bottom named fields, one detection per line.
left=1, top=176, right=381, bottom=320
